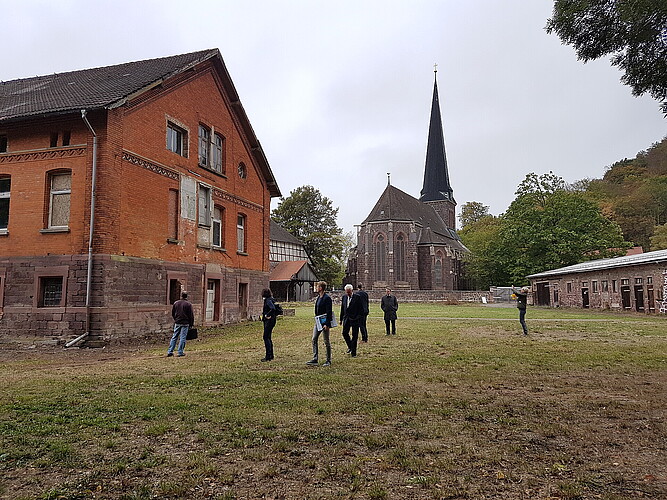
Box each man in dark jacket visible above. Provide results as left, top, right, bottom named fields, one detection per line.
left=512, top=286, right=529, bottom=335
left=167, top=292, right=194, bottom=357
left=356, top=283, right=369, bottom=342
left=341, top=284, right=364, bottom=357
left=381, top=288, right=398, bottom=335
left=307, top=281, right=333, bottom=367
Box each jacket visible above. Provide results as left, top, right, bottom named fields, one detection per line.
left=340, top=292, right=363, bottom=326
left=381, top=294, right=398, bottom=321
left=315, top=293, right=333, bottom=327
left=172, top=299, right=194, bottom=326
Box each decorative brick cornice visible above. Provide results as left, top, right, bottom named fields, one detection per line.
left=122, top=151, right=179, bottom=180
left=212, top=187, right=263, bottom=213
left=0, top=147, right=86, bottom=164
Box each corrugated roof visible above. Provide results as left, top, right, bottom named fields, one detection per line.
left=0, top=49, right=217, bottom=121
left=528, top=249, right=667, bottom=279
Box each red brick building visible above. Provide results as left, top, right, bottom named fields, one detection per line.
left=0, top=49, right=280, bottom=345
left=527, top=249, right=667, bottom=313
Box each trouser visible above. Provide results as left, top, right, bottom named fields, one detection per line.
left=384, top=319, right=396, bottom=335
left=359, top=314, right=368, bottom=342
left=342, top=319, right=359, bottom=356
left=519, top=308, right=528, bottom=335
left=263, top=318, right=275, bottom=359
left=168, top=323, right=189, bottom=355
left=312, top=324, right=331, bottom=362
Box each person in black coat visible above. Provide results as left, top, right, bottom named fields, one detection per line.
left=356, top=283, right=369, bottom=342
left=340, top=284, right=364, bottom=357
left=307, top=281, right=333, bottom=366
left=512, top=286, right=529, bottom=335
left=261, top=288, right=276, bottom=361
left=381, top=288, right=398, bottom=335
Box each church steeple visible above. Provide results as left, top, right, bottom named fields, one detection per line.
left=419, top=69, right=454, bottom=204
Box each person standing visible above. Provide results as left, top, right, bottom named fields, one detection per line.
left=167, top=291, right=194, bottom=357
left=261, top=288, right=276, bottom=361
left=356, top=283, right=369, bottom=342
left=512, top=286, right=529, bottom=335
left=381, top=288, right=398, bottom=335
left=340, top=284, right=363, bottom=357
left=307, top=281, right=333, bottom=367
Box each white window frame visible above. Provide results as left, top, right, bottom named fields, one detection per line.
left=167, top=122, right=186, bottom=156
left=0, top=177, right=10, bottom=232
left=48, top=172, right=71, bottom=229
left=212, top=206, right=223, bottom=248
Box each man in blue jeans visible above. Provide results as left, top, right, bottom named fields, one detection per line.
left=167, top=292, right=194, bottom=357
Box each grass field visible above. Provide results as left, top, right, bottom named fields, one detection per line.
left=1, top=303, right=666, bottom=499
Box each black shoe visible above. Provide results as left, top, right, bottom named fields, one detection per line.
left=306, top=359, right=318, bottom=365
left=351, top=353, right=357, bottom=357
left=177, top=353, right=185, bottom=357
left=261, top=357, right=272, bottom=362
left=346, top=349, right=351, bottom=354
left=166, top=353, right=173, bottom=357
left=322, top=361, right=331, bottom=367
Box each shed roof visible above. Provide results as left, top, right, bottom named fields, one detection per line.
left=269, top=260, right=317, bottom=282
left=527, top=249, right=667, bottom=279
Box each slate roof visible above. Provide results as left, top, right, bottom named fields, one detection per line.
left=362, top=184, right=466, bottom=251
left=0, top=49, right=281, bottom=197
left=527, top=249, right=667, bottom=279
left=270, top=220, right=304, bottom=245
left=419, top=76, right=454, bottom=203
left=0, top=49, right=217, bottom=121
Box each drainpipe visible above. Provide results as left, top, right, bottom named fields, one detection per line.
left=65, top=110, right=98, bottom=348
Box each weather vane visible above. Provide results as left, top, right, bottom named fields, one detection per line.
left=387, top=172, right=391, bottom=185
left=433, top=63, right=438, bottom=74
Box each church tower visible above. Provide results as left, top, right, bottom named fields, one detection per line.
left=419, top=69, right=456, bottom=230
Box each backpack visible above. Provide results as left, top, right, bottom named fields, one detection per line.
left=274, top=301, right=284, bottom=316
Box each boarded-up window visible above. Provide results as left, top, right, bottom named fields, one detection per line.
left=237, top=214, right=246, bottom=253
left=49, top=172, right=71, bottom=228
left=198, top=185, right=211, bottom=227
left=168, top=189, right=179, bottom=239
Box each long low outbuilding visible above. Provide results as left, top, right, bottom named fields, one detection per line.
left=527, top=249, right=667, bottom=314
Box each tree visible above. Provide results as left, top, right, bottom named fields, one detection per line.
left=271, top=186, right=346, bottom=286
left=546, top=0, right=667, bottom=113
left=458, top=214, right=504, bottom=289
left=650, top=222, right=667, bottom=250
left=498, top=173, right=630, bottom=283
left=459, top=201, right=490, bottom=229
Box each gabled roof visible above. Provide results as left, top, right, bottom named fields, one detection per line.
left=527, top=249, right=667, bottom=279
left=269, top=260, right=318, bottom=282
left=0, top=49, right=217, bottom=121
left=0, top=49, right=280, bottom=197
left=362, top=184, right=466, bottom=251
left=270, top=220, right=304, bottom=246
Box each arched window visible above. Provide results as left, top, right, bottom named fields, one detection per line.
left=394, top=233, right=406, bottom=281
left=434, top=252, right=443, bottom=288
left=375, top=234, right=386, bottom=281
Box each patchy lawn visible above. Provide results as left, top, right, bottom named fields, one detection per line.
left=1, top=304, right=666, bottom=499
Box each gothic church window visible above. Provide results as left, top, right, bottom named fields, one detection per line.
left=375, top=234, right=386, bottom=281
left=434, top=252, right=443, bottom=288
left=395, top=233, right=406, bottom=281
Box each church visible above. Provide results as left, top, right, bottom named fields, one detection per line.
left=345, top=72, right=468, bottom=291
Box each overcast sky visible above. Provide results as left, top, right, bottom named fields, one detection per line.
left=5, top=0, right=666, bottom=237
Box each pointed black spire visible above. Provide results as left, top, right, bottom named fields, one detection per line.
left=419, top=70, right=454, bottom=203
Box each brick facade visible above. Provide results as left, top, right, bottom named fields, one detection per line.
left=0, top=51, right=279, bottom=345
left=529, top=263, right=667, bottom=314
